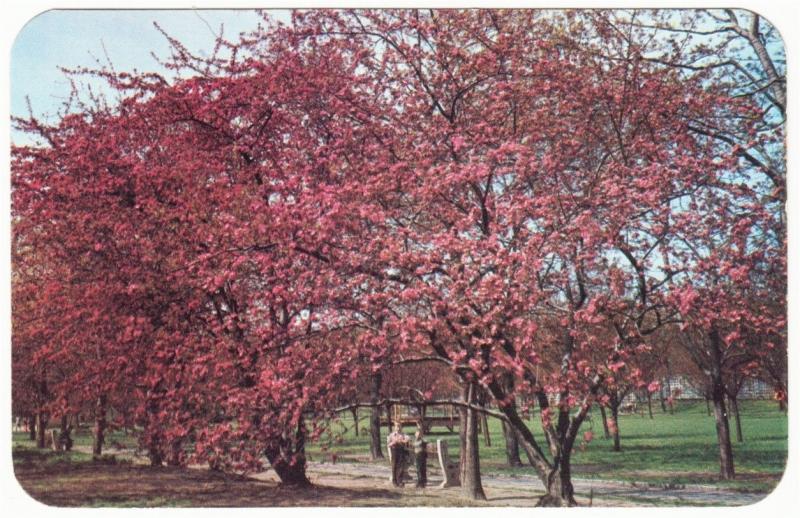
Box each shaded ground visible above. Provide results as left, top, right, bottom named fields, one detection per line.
left=13, top=443, right=774, bottom=507
left=12, top=446, right=489, bottom=507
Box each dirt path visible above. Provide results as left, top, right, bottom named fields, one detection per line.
left=76, top=445, right=767, bottom=507
left=300, top=459, right=766, bottom=507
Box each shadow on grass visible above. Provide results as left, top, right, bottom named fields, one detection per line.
left=13, top=447, right=405, bottom=507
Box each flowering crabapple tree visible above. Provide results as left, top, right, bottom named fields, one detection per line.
left=11, top=8, right=782, bottom=505
left=262, top=10, right=769, bottom=505
left=13, top=21, right=375, bottom=481
left=11, top=107, right=172, bottom=456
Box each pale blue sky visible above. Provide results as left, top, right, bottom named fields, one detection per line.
left=11, top=10, right=290, bottom=120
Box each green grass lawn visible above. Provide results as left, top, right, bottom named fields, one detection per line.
left=308, top=400, right=788, bottom=492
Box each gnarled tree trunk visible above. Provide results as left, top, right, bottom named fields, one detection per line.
left=538, top=450, right=577, bottom=507
left=265, top=422, right=311, bottom=487
left=489, top=386, right=586, bottom=507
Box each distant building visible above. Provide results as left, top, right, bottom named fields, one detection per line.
left=658, top=376, right=774, bottom=400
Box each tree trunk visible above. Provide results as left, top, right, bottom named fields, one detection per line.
left=665, top=367, right=674, bottom=415
left=35, top=412, right=48, bottom=449
left=537, top=404, right=582, bottom=507
left=774, top=381, right=787, bottom=412
left=659, top=384, right=668, bottom=413
left=501, top=419, right=523, bottom=467
left=499, top=375, right=523, bottom=467
left=145, top=398, right=163, bottom=467
left=778, top=388, right=787, bottom=412
left=59, top=414, right=73, bottom=451
left=267, top=451, right=311, bottom=487
left=539, top=452, right=577, bottom=507
left=711, top=388, right=735, bottom=479
left=369, top=373, right=384, bottom=460
left=167, top=438, right=183, bottom=466
left=385, top=403, right=393, bottom=434
left=148, top=438, right=163, bottom=467
left=369, top=409, right=384, bottom=459
left=646, top=391, right=653, bottom=419
left=487, top=386, right=582, bottom=507
left=350, top=407, right=359, bottom=437
left=461, top=383, right=486, bottom=500
left=93, top=395, right=107, bottom=457
left=742, top=14, right=787, bottom=113
left=610, top=403, right=621, bottom=452
left=706, top=397, right=712, bottom=416
left=265, top=423, right=311, bottom=487
left=28, top=415, right=36, bottom=441
left=480, top=412, right=491, bottom=447
left=598, top=404, right=610, bottom=439
left=730, top=396, right=743, bottom=443
left=709, top=330, right=736, bottom=480
left=458, top=385, right=468, bottom=484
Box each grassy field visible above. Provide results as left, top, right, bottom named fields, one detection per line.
left=308, top=400, right=788, bottom=491
left=11, top=399, right=787, bottom=506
